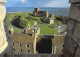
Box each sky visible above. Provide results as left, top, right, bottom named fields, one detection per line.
left=5, top=0, right=71, bottom=8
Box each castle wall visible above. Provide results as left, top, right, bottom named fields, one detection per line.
left=45, top=10, right=48, bottom=18
left=63, top=0, right=80, bottom=57
left=35, top=8, right=40, bottom=13
left=52, top=34, right=65, bottom=54
left=14, top=54, right=60, bottom=57
left=0, top=0, right=80, bottom=57
left=0, top=2, right=13, bottom=57
left=12, top=43, right=34, bottom=54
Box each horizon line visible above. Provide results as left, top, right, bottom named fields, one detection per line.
left=6, top=7, right=70, bottom=8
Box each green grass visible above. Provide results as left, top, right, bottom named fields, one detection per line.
left=13, top=28, right=23, bottom=32
left=6, top=12, right=42, bottom=32
left=49, top=24, right=58, bottom=28
left=37, top=25, right=59, bottom=35
left=54, top=19, right=62, bottom=25
left=6, top=12, right=57, bottom=32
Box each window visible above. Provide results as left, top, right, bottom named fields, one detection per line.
left=19, top=43, right=22, bottom=47
left=27, top=44, right=29, bottom=47
left=28, top=50, right=30, bottom=53
left=21, top=49, right=23, bottom=52
left=26, top=44, right=30, bottom=48
left=12, top=43, right=14, bottom=46
left=13, top=48, right=15, bottom=51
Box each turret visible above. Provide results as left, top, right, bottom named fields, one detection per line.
left=45, top=10, right=48, bottom=18
left=35, top=8, right=40, bottom=13
left=50, top=14, right=54, bottom=17
left=9, top=28, right=14, bottom=35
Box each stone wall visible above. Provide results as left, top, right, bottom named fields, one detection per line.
left=14, top=54, right=60, bottom=57
left=0, top=0, right=80, bottom=57
left=63, top=0, right=80, bottom=57
left=0, top=1, right=13, bottom=57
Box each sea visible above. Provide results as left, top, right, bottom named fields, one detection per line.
left=6, top=7, right=70, bottom=17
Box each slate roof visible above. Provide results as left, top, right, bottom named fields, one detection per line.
left=10, top=32, right=34, bottom=44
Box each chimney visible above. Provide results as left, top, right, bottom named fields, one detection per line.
left=32, top=28, right=37, bottom=37
left=9, top=28, right=14, bottom=35
left=32, top=30, right=35, bottom=37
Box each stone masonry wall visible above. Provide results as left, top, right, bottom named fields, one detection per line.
left=1, top=0, right=80, bottom=57
left=63, top=0, right=80, bottom=57
left=0, top=1, right=13, bottom=57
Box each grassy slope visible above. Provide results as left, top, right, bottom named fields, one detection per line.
left=6, top=13, right=23, bottom=32
left=6, top=13, right=43, bottom=32
left=38, top=25, right=59, bottom=35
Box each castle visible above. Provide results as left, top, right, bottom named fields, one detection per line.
left=1, top=0, right=80, bottom=57
left=33, top=8, right=54, bottom=24
left=33, top=8, right=48, bottom=18
left=9, top=26, right=65, bottom=55
left=10, top=27, right=40, bottom=54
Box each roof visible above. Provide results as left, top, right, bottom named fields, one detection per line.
left=0, top=0, right=7, bottom=3
left=52, top=34, right=65, bottom=46
left=10, top=32, right=34, bottom=44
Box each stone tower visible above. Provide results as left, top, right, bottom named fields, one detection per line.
left=45, top=10, right=48, bottom=18
left=35, top=8, right=40, bottom=13
left=0, top=0, right=13, bottom=57
left=63, top=0, right=80, bottom=57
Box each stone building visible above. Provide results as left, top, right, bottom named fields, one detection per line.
left=1, top=0, right=80, bottom=57
left=9, top=28, right=14, bottom=36
left=33, top=8, right=48, bottom=17
left=47, top=18, right=54, bottom=24
left=10, top=27, right=40, bottom=54
left=52, top=34, right=65, bottom=54
left=43, top=17, right=54, bottom=24
left=11, top=33, right=34, bottom=54
left=35, top=34, right=65, bottom=54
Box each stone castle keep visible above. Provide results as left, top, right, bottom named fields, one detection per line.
left=33, top=8, right=48, bottom=17
left=0, top=0, right=80, bottom=57
left=33, top=8, right=54, bottom=24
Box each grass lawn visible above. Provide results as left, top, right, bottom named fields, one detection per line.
left=37, top=25, right=59, bottom=35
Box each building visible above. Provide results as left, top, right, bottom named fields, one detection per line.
left=47, top=18, right=54, bottom=24
left=52, top=34, right=65, bottom=54
left=10, top=27, right=40, bottom=54
left=33, top=8, right=48, bottom=17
